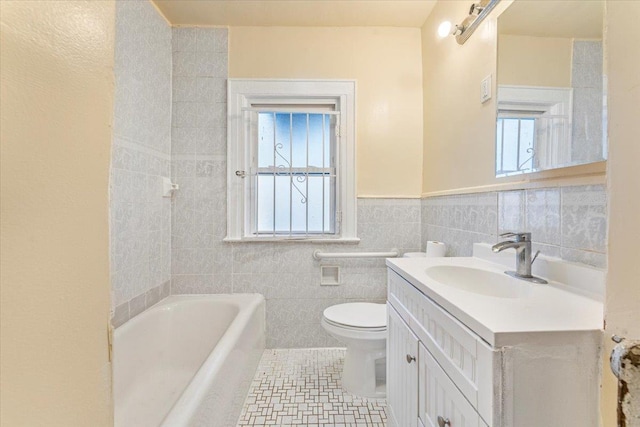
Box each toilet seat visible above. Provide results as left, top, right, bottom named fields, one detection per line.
left=322, top=303, right=387, bottom=330
left=323, top=318, right=386, bottom=332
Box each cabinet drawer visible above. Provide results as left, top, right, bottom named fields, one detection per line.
left=388, top=269, right=499, bottom=425
left=419, top=343, right=488, bottom=427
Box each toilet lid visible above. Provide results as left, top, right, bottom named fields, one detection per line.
left=323, top=303, right=387, bottom=329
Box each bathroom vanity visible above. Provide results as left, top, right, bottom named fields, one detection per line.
left=386, top=244, right=603, bottom=427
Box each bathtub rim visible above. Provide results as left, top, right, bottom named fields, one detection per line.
left=113, top=293, right=266, bottom=427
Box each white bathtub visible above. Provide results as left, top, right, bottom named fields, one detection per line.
left=114, top=294, right=265, bottom=427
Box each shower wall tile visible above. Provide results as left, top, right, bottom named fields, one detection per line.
left=110, top=0, right=172, bottom=319
left=172, top=28, right=196, bottom=52
left=171, top=274, right=231, bottom=294
left=129, top=293, right=147, bottom=319
left=111, top=280, right=172, bottom=328
left=111, top=302, right=130, bottom=329
left=171, top=28, right=229, bottom=296
left=196, top=28, right=228, bottom=53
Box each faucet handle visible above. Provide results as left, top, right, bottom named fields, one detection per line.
left=499, top=231, right=531, bottom=241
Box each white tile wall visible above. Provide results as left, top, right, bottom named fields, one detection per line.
left=422, top=184, right=607, bottom=268
left=110, top=0, right=172, bottom=323
left=171, top=28, right=229, bottom=300
left=572, top=40, right=604, bottom=164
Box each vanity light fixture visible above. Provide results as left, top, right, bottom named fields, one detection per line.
left=450, top=0, right=501, bottom=45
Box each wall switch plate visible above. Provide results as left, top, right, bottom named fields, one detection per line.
left=481, top=74, right=492, bottom=103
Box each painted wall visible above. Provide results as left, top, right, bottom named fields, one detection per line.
left=497, top=34, right=572, bottom=87
left=0, top=1, right=115, bottom=424
left=602, top=0, right=640, bottom=424
left=421, top=0, right=606, bottom=192
left=110, top=0, right=172, bottom=327
left=228, top=26, right=424, bottom=198
left=421, top=0, right=502, bottom=194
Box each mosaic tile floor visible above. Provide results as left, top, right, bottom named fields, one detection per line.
left=237, top=348, right=387, bottom=427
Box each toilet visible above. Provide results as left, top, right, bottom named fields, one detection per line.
left=321, top=302, right=387, bottom=398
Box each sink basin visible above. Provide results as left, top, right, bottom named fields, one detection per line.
left=425, top=265, right=532, bottom=298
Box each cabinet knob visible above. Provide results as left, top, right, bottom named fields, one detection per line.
left=406, top=354, right=416, bottom=363
left=437, top=416, right=451, bottom=427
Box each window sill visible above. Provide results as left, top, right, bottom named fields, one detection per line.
left=223, top=236, right=361, bottom=244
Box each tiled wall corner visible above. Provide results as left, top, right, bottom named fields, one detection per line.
left=111, top=281, right=171, bottom=328
left=110, top=0, right=172, bottom=320
left=422, top=184, right=607, bottom=268
left=171, top=28, right=229, bottom=296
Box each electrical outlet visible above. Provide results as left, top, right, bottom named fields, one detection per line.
left=481, top=74, right=492, bottom=103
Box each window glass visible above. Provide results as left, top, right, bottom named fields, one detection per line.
left=255, top=112, right=335, bottom=235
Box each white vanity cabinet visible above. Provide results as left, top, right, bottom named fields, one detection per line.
left=387, top=307, right=419, bottom=427
left=386, top=263, right=602, bottom=427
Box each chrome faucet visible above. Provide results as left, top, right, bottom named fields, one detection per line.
left=492, top=232, right=547, bottom=284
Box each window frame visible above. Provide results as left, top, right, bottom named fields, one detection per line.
left=226, top=79, right=358, bottom=242
left=496, top=85, right=573, bottom=176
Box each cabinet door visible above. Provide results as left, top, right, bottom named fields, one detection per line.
left=387, top=305, right=419, bottom=427
left=418, top=343, right=486, bottom=427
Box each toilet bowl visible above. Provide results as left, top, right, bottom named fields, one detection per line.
left=321, top=302, right=387, bottom=398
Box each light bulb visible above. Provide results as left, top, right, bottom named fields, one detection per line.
left=437, top=21, right=452, bottom=38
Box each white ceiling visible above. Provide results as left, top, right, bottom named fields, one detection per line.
left=499, top=0, right=604, bottom=39
left=152, top=0, right=437, bottom=28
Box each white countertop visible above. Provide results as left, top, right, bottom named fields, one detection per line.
left=386, top=250, right=604, bottom=347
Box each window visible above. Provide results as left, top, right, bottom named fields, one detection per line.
left=496, top=115, right=537, bottom=175
left=496, top=85, right=573, bottom=176
left=226, top=80, right=357, bottom=242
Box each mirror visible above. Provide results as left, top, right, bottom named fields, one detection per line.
left=495, top=1, right=605, bottom=177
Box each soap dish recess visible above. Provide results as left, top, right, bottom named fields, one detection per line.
left=321, top=266, right=340, bottom=286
